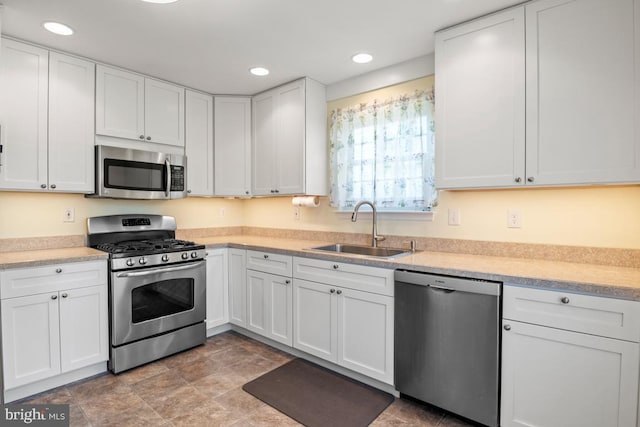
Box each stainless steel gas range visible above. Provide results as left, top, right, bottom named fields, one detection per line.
left=87, top=214, right=206, bottom=374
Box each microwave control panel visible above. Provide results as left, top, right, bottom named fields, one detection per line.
left=170, top=165, right=185, bottom=191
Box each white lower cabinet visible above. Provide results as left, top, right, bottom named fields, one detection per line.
left=246, top=269, right=292, bottom=346
left=292, top=257, right=394, bottom=385
left=205, top=249, right=229, bottom=331
left=501, top=284, right=640, bottom=427
left=228, top=249, right=247, bottom=327
left=0, top=260, right=108, bottom=398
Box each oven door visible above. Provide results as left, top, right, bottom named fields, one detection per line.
left=110, top=260, right=206, bottom=346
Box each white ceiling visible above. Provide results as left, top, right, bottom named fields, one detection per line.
left=0, top=0, right=523, bottom=95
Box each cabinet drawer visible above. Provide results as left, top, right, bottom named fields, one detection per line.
left=246, top=250, right=292, bottom=277
left=293, top=257, right=394, bottom=296
left=0, top=261, right=107, bottom=299
left=503, top=284, right=640, bottom=342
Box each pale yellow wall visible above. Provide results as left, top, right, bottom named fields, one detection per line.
left=0, top=192, right=243, bottom=238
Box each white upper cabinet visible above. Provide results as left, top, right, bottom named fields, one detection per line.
left=435, top=8, right=525, bottom=189
left=185, top=90, right=214, bottom=196
left=96, top=64, right=185, bottom=147
left=0, top=39, right=95, bottom=193
left=436, top=0, right=640, bottom=189
left=214, top=96, right=252, bottom=197
left=525, top=0, right=640, bottom=185
left=252, top=78, right=327, bottom=196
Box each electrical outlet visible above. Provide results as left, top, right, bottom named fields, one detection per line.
left=219, top=208, right=226, bottom=217
left=507, top=209, right=522, bottom=228
left=448, top=208, right=461, bottom=226
left=293, top=207, right=300, bottom=220
left=63, top=208, right=75, bottom=223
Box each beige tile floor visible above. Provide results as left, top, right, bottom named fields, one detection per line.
left=19, top=331, right=475, bottom=426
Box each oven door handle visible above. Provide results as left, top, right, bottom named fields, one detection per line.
left=165, top=159, right=171, bottom=198
left=115, top=261, right=204, bottom=278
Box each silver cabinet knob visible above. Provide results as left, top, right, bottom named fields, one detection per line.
left=330, top=289, right=336, bottom=294
left=139, top=135, right=145, bottom=139
left=514, top=177, right=522, bottom=183
left=187, top=189, right=192, bottom=194
left=263, top=254, right=269, bottom=259
left=40, top=184, right=47, bottom=189
left=527, top=177, right=535, bottom=183
left=285, top=280, right=291, bottom=284
left=146, top=136, right=151, bottom=141
left=504, top=324, right=511, bottom=331
left=336, top=290, right=342, bottom=295
left=333, top=264, right=339, bottom=270
left=561, top=297, right=570, bottom=304
left=55, top=268, right=62, bottom=273
left=61, top=293, right=68, bottom=298
left=245, top=191, right=249, bottom=195
left=274, top=189, right=280, bottom=193
left=51, top=295, right=58, bottom=300
left=50, top=184, right=56, bottom=189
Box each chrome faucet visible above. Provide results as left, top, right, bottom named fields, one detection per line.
left=351, top=200, right=385, bottom=247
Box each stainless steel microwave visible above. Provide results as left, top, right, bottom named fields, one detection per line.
left=91, top=145, right=187, bottom=199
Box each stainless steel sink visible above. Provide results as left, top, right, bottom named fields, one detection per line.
left=310, top=243, right=413, bottom=258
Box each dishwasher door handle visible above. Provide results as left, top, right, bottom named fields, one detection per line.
left=429, top=284, right=455, bottom=292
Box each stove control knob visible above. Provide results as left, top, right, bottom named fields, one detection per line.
left=161, top=254, right=170, bottom=263
left=181, top=252, right=189, bottom=260
left=126, top=259, right=135, bottom=267
left=139, top=257, right=147, bottom=265
left=191, top=251, right=198, bottom=259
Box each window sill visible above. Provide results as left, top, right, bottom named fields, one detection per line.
left=333, top=210, right=434, bottom=221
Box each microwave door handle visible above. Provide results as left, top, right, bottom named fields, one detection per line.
left=165, top=159, right=171, bottom=198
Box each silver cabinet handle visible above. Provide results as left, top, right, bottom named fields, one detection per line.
left=336, top=289, right=342, bottom=295
left=330, top=289, right=336, bottom=294
left=139, top=135, right=145, bottom=139
left=55, top=268, right=62, bottom=273
left=333, top=264, right=339, bottom=270
left=527, top=177, right=535, bottom=183
left=61, top=293, right=68, bottom=298
left=504, top=324, right=511, bottom=331
left=51, top=295, right=58, bottom=300
left=561, top=297, right=570, bottom=304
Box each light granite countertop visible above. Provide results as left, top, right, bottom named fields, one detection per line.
left=2, top=235, right=640, bottom=301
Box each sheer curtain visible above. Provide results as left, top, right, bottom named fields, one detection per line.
left=329, top=89, right=436, bottom=211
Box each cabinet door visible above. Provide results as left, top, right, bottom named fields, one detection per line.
left=293, top=279, right=337, bottom=362
left=144, top=78, right=185, bottom=147
left=59, top=285, right=108, bottom=372
left=274, top=80, right=305, bottom=195
left=228, top=249, right=247, bottom=327
left=95, top=65, right=145, bottom=140
left=48, top=52, right=95, bottom=193
left=0, top=39, right=49, bottom=191
left=435, top=8, right=526, bottom=189
left=252, top=91, right=277, bottom=195
left=185, top=90, right=214, bottom=196
left=1, top=293, right=61, bottom=389
left=215, top=96, right=252, bottom=196
left=501, top=320, right=639, bottom=427
left=247, top=270, right=292, bottom=346
left=206, top=249, right=229, bottom=330
left=337, top=288, right=394, bottom=384
left=525, top=0, right=640, bottom=185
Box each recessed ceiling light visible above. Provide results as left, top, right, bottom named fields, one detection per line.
left=352, top=53, right=373, bottom=64
left=43, top=22, right=74, bottom=36
left=250, top=67, right=270, bottom=77
left=141, top=0, right=179, bottom=3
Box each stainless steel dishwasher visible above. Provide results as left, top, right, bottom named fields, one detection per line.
left=394, top=270, right=501, bottom=427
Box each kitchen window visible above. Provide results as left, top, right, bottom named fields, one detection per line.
left=328, top=78, right=436, bottom=212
